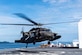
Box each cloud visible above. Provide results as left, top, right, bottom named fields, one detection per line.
left=42, top=0, right=57, bottom=4
left=42, top=0, right=82, bottom=10
left=42, top=0, right=70, bottom=4
left=59, top=0, right=70, bottom=3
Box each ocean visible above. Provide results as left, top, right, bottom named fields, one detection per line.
left=0, top=42, right=72, bottom=49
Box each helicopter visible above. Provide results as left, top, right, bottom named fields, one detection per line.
left=0, top=13, right=79, bottom=46
left=14, top=13, right=61, bottom=45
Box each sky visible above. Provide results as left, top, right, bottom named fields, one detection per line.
left=0, top=0, right=82, bottom=42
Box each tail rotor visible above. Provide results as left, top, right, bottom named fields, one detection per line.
left=21, top=27, right=24, bottom=37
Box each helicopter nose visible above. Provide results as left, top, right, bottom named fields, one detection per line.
left=52, top=34, right=61, bottom=40
left=56, top=35, right=61, bottom=39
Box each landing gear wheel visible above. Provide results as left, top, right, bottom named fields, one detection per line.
left=48, top=41, right=51, bottom=45
left=33, top=42, right=35, bottom=45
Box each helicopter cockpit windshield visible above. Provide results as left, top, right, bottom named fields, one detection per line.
left=46, top=29, right=50, bottom=32
left=41, top=28, right=51, bottom=32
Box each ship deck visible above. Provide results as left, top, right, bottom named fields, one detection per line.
left=0, top=47, right=82, bottom=55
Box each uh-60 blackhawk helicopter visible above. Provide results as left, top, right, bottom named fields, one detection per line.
left=1, top=13, right=79, bottom=47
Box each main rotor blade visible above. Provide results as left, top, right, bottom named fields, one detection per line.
left=42, top=20, right=79, bottom=25
left=0, top=23, right=34, bottom=26
left=14, top=13, right=38, bottom=25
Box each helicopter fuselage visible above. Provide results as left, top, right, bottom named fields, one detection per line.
left=15, top=28, right=61, bottom=44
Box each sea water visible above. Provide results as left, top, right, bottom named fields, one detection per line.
left=0, top=42, right=72, bottom=49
